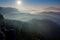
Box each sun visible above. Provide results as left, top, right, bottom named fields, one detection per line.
left=17, top=1, right=22, bottom=5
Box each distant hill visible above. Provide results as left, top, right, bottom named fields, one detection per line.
left=38, top=12, right=60, bottom=15
left=0, top=7, right=19, bottom=14
left=0, top=14, right=4, bottom=20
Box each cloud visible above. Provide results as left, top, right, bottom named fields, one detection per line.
left=25, top=6, right=60, bottom=13
left=44, top=6, right=60, bottom=12
left=25, top=6, right=45, bottom=13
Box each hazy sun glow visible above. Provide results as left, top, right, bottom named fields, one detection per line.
left=17, top=1, right=22, bottom=5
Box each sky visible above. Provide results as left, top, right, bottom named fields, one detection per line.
left=0, top=0, right=60, bottom=13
